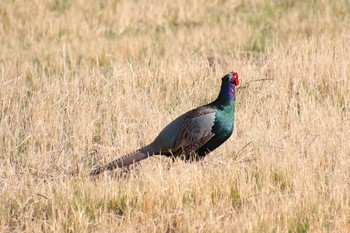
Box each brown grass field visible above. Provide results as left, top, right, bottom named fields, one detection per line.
left=1, top=0, right=350, bottom=232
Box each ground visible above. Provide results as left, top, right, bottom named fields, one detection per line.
left=0, top=0, right=349, bottom=232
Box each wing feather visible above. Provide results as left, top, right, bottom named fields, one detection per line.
left=172, top=107, right=217, bottom=156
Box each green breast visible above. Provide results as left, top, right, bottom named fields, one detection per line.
left=213, top=102, right=235, bottom=136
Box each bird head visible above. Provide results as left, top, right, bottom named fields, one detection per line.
left=218, top=71, right=239, bottom=102
left=221, top=71, right=239, bottom=86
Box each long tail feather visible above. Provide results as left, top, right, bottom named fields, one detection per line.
left=90, top=146, right=154, bottom=176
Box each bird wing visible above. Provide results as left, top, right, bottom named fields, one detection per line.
left=172, top=107, right=217, bottom=156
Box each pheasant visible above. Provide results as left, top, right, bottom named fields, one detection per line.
left=90, top=71, right=239, bottom=176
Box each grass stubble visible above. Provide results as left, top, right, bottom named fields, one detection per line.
left=0, top=0, right=349, bottom=232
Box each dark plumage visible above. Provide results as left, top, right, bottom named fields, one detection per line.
left=90, top=71, right=239, bottom=176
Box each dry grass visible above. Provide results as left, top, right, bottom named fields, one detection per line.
left=1, top=0, right=350, bottom=232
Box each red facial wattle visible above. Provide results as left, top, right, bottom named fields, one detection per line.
left=233, top=72, right=239, bottom=86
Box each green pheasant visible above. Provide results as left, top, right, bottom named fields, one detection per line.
left=90, top=71, right=239, bottom=176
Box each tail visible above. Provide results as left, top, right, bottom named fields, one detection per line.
left=90, top=145, right=155, bottom=176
